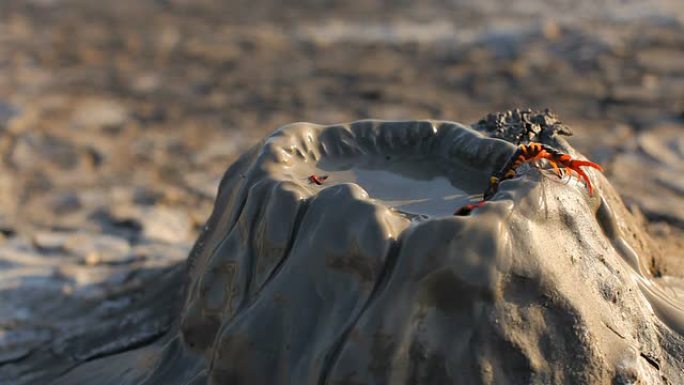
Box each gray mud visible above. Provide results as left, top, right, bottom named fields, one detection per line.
left=51, top=120, right=684, bottom=385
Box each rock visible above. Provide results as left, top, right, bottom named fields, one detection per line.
left=10, top=133, right=81, bottom=171
left=48, top=192, right=83, bottom=215
left=129, top=242, right=192, bottom=265
left=636, top=48, right=684, bottom=75
left=130, top=73, right=161, bottom=93
left=62, top=233, right=133, bottom=265
left=99, top=202, right=194, bottom=244
left=0, top=101, right=18, bottom=130
left=637, top=122, right=684, bottom=169
left=182, top=171, right=221, bottom=199
left=193, top=135, right=244, bottom=165
left=0, top=329, right=53, bottom=364
left=59, top=264, right=132, bottom=291
left=31, top=231, right=70, bottom=252
left=72, top=99, right=129, bottom=131
left=53, top=118, right=684, bottom=385
left=0, top=237, right=58, bottom=268
left=138, top=207, right=193, bottom=244
left=610, top=121, right=684, bottom=228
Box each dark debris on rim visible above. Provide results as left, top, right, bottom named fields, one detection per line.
left=473, top=108, right=574, bottom=146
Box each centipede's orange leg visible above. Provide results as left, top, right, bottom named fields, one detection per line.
left=526, top=150, right=563, bottom=179
left=535, top=151, right=603, bottom=194
left=548, top=160, right=563, bottom=178
left=565, top=160, right=603, bottom=196
left=565, top=167, right=576, bottom=178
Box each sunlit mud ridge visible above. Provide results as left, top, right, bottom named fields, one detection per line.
left=55, top=117, right=684, bottom=385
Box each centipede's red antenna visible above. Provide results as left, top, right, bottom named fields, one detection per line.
left=308, top=174, right=329, bottom=185
left=454, top=201, right=486, bottom=216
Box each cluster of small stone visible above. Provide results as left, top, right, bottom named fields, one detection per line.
left=473, top=108, right=573, bottom=145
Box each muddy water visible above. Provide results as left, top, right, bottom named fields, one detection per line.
left=299, top=157, right=487, bottom=217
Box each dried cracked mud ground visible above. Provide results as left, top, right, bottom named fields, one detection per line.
left=0, top=0, right=682, bottom=384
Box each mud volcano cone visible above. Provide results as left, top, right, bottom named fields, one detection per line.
left=56, top=117, right=684, bottom=385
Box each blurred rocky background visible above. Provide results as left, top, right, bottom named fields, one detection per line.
left=0, top=0, right=682, bottom=383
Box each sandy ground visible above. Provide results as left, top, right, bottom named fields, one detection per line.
left=0, top=0, right=682, bottom=383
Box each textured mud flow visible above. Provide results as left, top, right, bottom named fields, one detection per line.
left=54, top=120, right=684, bottom=385
left=596, top=197, right=684, bottom=336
